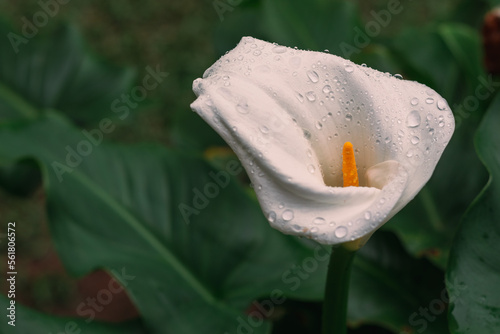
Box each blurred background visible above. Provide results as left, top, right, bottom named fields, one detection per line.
left=0, top=0, right=499, bottom=333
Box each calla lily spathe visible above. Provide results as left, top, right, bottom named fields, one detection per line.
left=191, top=37, right=454, bottom=245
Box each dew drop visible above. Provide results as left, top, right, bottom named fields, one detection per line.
left=406, top=110, right=421, bottom=128
left=306, top=91, right=317, bottom=101
left=394, top=74, right=403, bottom=79
left=267, top=211, right=276, bottom=223
left=425, top=97, right=434, bottom=104
left=306, top=149, right=313, bottom=157
left=260, top=125, right=269, bottom=133
left=313, top=217, right=326, bottom=225
left=322, top=85, right=332, bottom=94
left=384, top=135, right=392, bottom=144
left=307, top=164, right=316, bottom=173
left=345, top=65, right=354, bottom=73
left=236, top=102, right=249, bottom=114
left=278, top=202, right=285, bottom=209
left=410, top=97, right=419, bottom=106
left=364, top=211, right=372, bottom=220
left=272, top=45, right=287, bottom=54
left=437, top=99, right=447, bottom=110
left=307, top=70, right=319, bottom=83
left=315, top=121, right=323, bottom=130
left=310, top=227, right=319, bottom=234
left=296, top=92, right=304, bottom=103
left=282, top=210, right=294, bottom=221
left=411, top=136, right=420, bottom=144
left=334, top=226, right=348, bottom=238
left=345, top=113, right=353, bottom=121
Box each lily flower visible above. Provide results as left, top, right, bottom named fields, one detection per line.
left=190, top=37, right=454, bottom=246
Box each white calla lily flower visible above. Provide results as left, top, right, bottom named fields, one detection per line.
left=191, top=37, right=454, bottom=246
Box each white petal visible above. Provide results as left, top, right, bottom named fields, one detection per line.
left=191, top=37, right=454, bottom=245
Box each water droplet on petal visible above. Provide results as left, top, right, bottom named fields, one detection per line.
left=260, top=125, right=269, bottom=133
left=364, top=211, right=372, bottom=220
left=345, top=114, right=353, bottom=121
left=272, top=45, right=287, bottom=54
left=296, top=92, right=304, bottom=103
left=267, top=211, right=276, bottom=223
left=425, top=97, right=435, bottom=104
left=282, top=210, right=294, bottom=221
left=306, top=91, right=317, bottom=101
left=315, top=121, right=323, bottom=129
left=411, top=136, right=420, bottom=144
left=411, top=97, right=419, bottom=106
left=313, top=217, right=326, bottom=225
left=307, top=164, right=316, bottom=173
left=334, top=226, right=348, bottom=238
left=236, top=102, right=249, bottom=114
left=322, top=85, right=332, bottom=94
left=394, top=74, right=403, bottom=79
left=345, top=65, right=354, bottom=73
left=406, top=110, right=421, bottom=127
left=437, top=99, right=447, bottom=110
left=307, top=70, right=319, bottom=83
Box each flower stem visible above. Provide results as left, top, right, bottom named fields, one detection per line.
left=322, top=245, right=357, bottom=334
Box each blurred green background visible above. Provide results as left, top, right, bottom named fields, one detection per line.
left=0, top=0, right=499, bottom=333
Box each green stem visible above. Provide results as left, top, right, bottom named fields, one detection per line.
left=322, top=245, right=357, bottom=334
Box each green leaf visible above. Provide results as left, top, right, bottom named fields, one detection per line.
left=446, top=93, right=500, bottom=333
left=0, top=21, right=135, bottom=124
left=0, top=114, right=330, bottom=333
left=262, top=0, right=360, bottom=56
left=0, top=295, right=145, bottom=334
left=349, top=231, right=448, bottom=334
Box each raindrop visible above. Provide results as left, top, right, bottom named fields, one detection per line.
left=296, top=92, right=304, bottom=103
left=315, top=121, right=323, bottom=130
left=303, top=129, right=312, bottom=140
left=345, top=65, right=354, bottom=73
left=307, top=70, right=319, bottom=83
left=334, top=226, right=348, bottom=238
left=394, top=74, right=403, bottom=79
left=313, top=217, right=326, bottom=225
left=322, top=85, right=332, bottom=94
left=306, top=91, right=317, bottom=101
left=278, top=202, right=285, bottom=209
left=384, top=135, right=392, bottom=144
left=410, top=97, right=419, bottom=106
left=429, top=128, right=435, bottom=136
left=236, top=102, right=249, bottom=114
left=364, top=211, right=372, bottom=220
left=260, top=125, right=269, bottom=133
left=437, top=99, right=447, bottom=110
left=310, top=227, right=319, bottom=234
left=282, top=210, right=294, bottom=221
left=406, top=110, right=421, bottom=128
left=307, top=164, right=316, bottom=173
left=345, top=114, right=353, bottom=121
left=253, top=50, right=261, bottom=56
left=272, top=45, right=287, bottom=54
left=425, top=97, right=434, bottom=104
left=267, top=211, right=276, bottom=223
left=411, top=136, right=420, bottom=144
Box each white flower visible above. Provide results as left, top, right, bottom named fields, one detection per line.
left=191, top=37, right=454, bottom=246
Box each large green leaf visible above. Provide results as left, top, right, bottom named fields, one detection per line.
left=0, top=21, right=135, bottom=124
left=349, top=232, right=448, bottom=334
left=0, top=295, right=145, bottom=334
left=446, top=94, right=500, bottom=333
left=0, top=114, right=330, bottom=333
